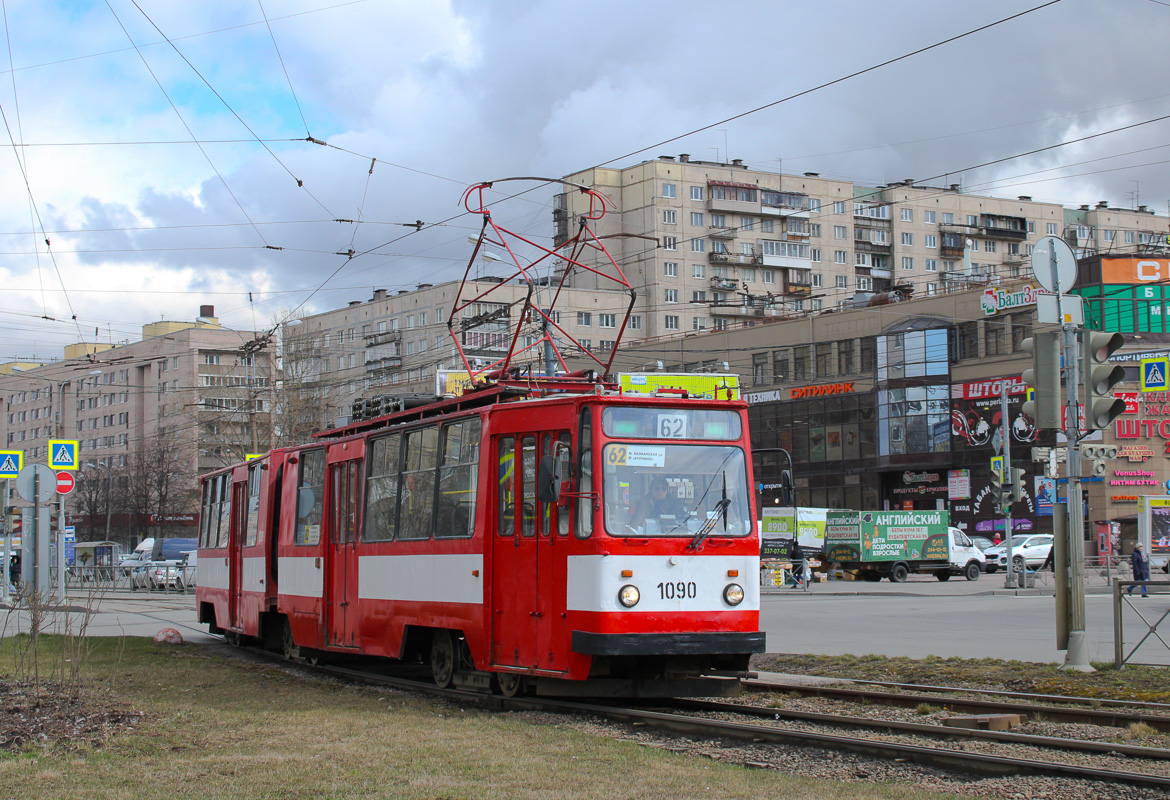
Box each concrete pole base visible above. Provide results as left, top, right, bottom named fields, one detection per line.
left=1060, top=630, right=1096, bottom=672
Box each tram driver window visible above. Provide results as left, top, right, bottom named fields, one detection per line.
left=437, top=418, right=480, bottom=539
left=399, top=426, right=438, bottom=540
left=575, top=410, right=593, bottom=538
left=244, top=465, right=261, bottom=547
left=295, top=450, right=325, bottom=545
left=216, top=473, right=231, bottom=548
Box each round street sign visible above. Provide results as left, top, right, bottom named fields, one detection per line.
left=56, top=472, right=75, bottom=495
left=1030, top=235, right=1078, bottom=293
left=14, top=463, right=55, bottom=504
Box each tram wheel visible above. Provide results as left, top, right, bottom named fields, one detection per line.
left=496, top=673, right=526, bottom=698
left=281, top=620, right=296, bottom=661
left=431, top=630, right=457, bottom=688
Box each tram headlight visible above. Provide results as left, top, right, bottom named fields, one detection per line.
left=618, top=584, right=640, bottom=608
left=723, top=583, right=745, bottom=606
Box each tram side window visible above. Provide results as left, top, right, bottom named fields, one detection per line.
left=216, top=473, right=231, bottom=548
left=556, top=433, right=571, bottom=536
left=244, top=465, right=261, bottom=547
left=576, top=410, right=593, bottom=538
left=437, top=418, right=481, bottom=539
left=498, top=437, right=515, bottom=536
left=363, top=433, right=401, bottom=542
left=295, top=449, right=325, bottom=545
left=399, top=425, right=438, bottom=540
left=199, top=479, right=214, bottom=548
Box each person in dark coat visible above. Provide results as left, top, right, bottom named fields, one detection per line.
left=790, top=539, right=805, bottom=589
left=1040, top=545, right=1055, bottom=571
left=1129, top=543, right=1150, bottom=597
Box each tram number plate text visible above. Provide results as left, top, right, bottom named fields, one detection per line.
left=657, top=414, right=687, bottom=438
left=657, top=581, right=697, bottom=600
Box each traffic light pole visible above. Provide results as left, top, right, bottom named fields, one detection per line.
left=1057, top=267, right=1092, bottom=671
left=1000, top=384, right=1016, bottom=589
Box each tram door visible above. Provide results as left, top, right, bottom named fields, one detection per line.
left=492, top=432, right=570, bottom=672
left=228, top=477, right=247, bottom=630
left=326, top=459, right=361, bottom=648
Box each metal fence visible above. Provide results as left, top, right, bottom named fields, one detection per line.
left=57, top=564, right=195, bottom=594
left=1113, top=579, right=1170, bottom=668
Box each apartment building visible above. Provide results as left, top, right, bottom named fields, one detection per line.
left=555, top=157, right=1168, bottom=339
left=0, top=308, right=273, bottom=539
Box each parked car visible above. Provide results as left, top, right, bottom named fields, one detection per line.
left=144, top=552, right=198, bottom=591
left=983, top=534, right=1054, bottom=573
left=970, top=535, right=995, bottom=552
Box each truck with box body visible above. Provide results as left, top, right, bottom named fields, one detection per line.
left=824, top=510, right=985, bottom=582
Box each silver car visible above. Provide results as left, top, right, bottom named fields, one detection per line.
left=984, top=534, right=1054, bottom=573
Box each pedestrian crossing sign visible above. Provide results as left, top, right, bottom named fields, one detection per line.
left=48, top=440, right=79, bottom=470
left=1141, top=356, right=1170, bottom=392
left=0, top=450, right=21, bottom=478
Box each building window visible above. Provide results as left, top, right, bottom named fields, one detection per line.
left=663, top=236, right=677, bottom=250
left=762, top=270, right=775, bottom=284
left=926, top=282, right=939, bottom=295
left=664, top=261, right=678, bottom=277
left=741, top=267, right=756, bottom=282
left=793, top=346, right=810, bottom=381
left=984, top=240, right=996, bottom=253
left=857, top=276, right=873, bottom=291
left=838, top=340, right=854, bottom=374
left=925, top=258, right=938, bottom=272
left=691, top=239, right=706, bottom=253
left=967, top=215, right=977, bottom=226
left=835, top=275, right=848, bottom=288
left=925, top=234, right=938, bottom=248
left=812, top=273, right=822, bottom=288
left=690, top=186, right=704, bottom=201
left=834, top=225, right=848, bottom=239
left=901, top=208, right=913, bottom=222
left=203, top=354, right=220, bottom=365
left=692, top=317, right=706, bottom=330
left=599, top=313, right=616, bottom=328
left=985, top=317, right=1006, bottom=356
left=957, top=321, right=979, bottom=360
left=690, top=212, right=704, bottom=226
left=664, top=315, right=679, bottom=330
left=664, top=289, right=678, bottom=303
left=662, top=183, right=676, bottom=198
left=902, top=257, right=914, bottom=271
left=809, top=248, right=820, bottom=262
left=741, top=217, right=754, bottom=231
left=663, top=210, right=677, bottom=224
left=943, top=212, right=954, bottom=225
left=629, top=316, right=642, bottom=330
left=576, top=312, right=592, bottom=326
left=1011, top=312, right=1032, bottom=351
left=816, top=343, right=833, bottom=376
left=692, top=291, right=707, bottom=302
left=923, top=210, right=936, bottom=224
left=692, top=263, right=706, bottom=278
left=833, top=201, right=846, bottom=214
left=901, top=232, right=913, bottom=246
left=834, top=250, right=847, bottom=264
left=761, top=219, right=774, bottom=233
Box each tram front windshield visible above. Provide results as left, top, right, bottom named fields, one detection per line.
left=602, top=443, right=751, bottom=537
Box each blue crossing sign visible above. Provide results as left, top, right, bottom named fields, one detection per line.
left=48, top=440, right=79, bottom=471
left=1141, top=356, right=1169, bottom=392
left=0, top=450, right=21, bottom=478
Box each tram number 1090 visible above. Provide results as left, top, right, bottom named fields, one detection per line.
left=657, top=581, right=698, bottom=600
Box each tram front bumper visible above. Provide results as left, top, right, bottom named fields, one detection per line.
left=571, top=630, right=766, bottom=656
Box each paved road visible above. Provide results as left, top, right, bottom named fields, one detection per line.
left=760, top=574, right=1170, bottom=666
left=6, top=575, right=1170, bottom=667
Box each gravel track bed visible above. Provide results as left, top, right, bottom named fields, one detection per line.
left=500, top=701, right=1170, bottom=800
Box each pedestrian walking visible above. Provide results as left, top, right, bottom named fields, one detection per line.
left=1129, top=543, right=1150, bottom=597
left=790, top=539, right=805, bottom=589
left=1040, top=545, right=1055, bottom=571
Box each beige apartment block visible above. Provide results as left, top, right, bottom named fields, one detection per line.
left=282, top=279, right=642, bottom=427
left=0, top=308, right=273, bottom=536
left=555, top=157, right=1169, bottom=341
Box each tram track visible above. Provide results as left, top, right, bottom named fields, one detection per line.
left=744, top=679, right=1170, bottom=732
left=227, top=641, right=1170, bottom=795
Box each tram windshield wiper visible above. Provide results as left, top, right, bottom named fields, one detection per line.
left=687, top=496, right=731, bottom=551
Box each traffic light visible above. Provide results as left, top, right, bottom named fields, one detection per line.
left=1082, top=444, right=1119, bottom=477
left=1008, top=467, right=1027, bottom=504
left=3, top=507, right=20, bottom=536
left=990, top=467, right=1011, bottom=514
left=1081, top=330, right=1125, bottom=431
left=1021, top=331, right=1062, bottom=429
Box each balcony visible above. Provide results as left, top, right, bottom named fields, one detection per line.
left=364, top=330, right=401, bottom=347
left=710, top=303, right=765, bottom=318
left=707, top=182, right=760, bottom=215
left=869, top=268, right=893, bottom=280
left=979, top=214, right=1028, bottom=240
left=710, top=277, right=740, bottom=291
left=709, top=251, right=762, bottom=266
left=854, top=239, right=892, bottom=254
left=365, top=356, right=402, bottom=373
left=708, top=225, right=738, bottom=239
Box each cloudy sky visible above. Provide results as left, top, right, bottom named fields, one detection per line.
left=0, top=0, right=1167, bottom=360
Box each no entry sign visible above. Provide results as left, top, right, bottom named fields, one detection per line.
left=56, top=471, right=75, bottom=495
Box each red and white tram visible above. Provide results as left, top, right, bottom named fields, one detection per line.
left=195, top=381, right=764, bottom=696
